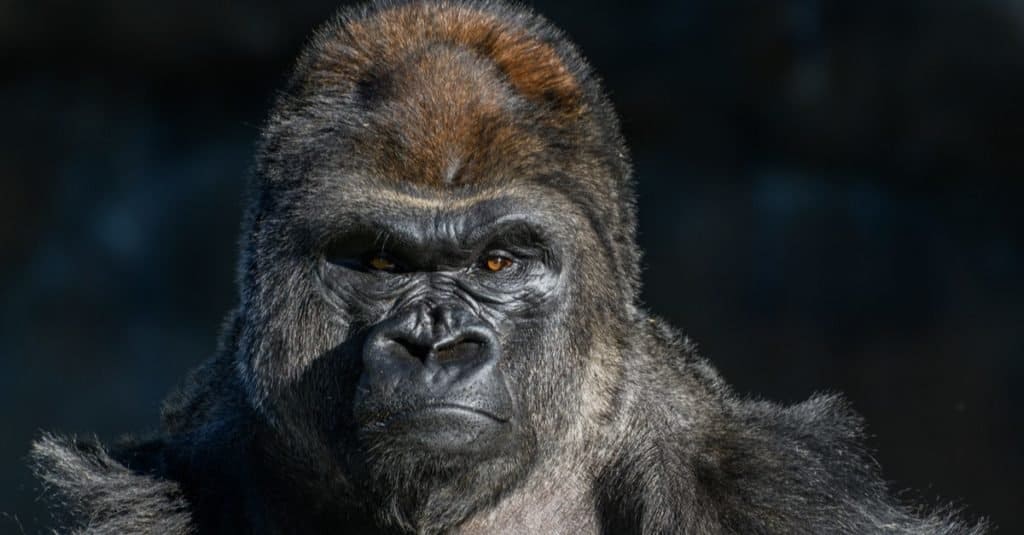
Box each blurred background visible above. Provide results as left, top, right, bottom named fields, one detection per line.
left=2, top=0, right=1021, bottom=531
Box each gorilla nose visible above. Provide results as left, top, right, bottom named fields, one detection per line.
left=379, top=328, right=491, bottom=367
left=361, top=309, right=501, bottom=386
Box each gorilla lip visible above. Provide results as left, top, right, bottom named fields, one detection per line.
left=371, top=403, right=510, bottom=429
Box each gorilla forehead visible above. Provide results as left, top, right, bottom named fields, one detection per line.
left=348, top=50, right=547, bottom=188
left=300, top=182, right=584, bottom=250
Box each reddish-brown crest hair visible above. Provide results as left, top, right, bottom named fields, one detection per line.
left=306, top=1, right=583, bottom=110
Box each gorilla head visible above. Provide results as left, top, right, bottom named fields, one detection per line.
left=235, top=0, right=634, bottom=527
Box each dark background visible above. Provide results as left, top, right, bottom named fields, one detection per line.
left=2, top=0, right=1021, bottom=532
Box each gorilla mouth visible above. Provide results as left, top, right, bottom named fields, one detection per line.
left=376, top=403, right=510, bottom=428
left=362, top=403, right=512, bottom=454
left=414, top=403, right=509, bottom=421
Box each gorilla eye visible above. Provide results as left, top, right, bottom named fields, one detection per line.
left=367, top=255, right=397, bottom=271
left=483, top=255, right=514, bottom=273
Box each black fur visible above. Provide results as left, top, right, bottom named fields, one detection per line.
left=32, top=1, right=986, bottom=533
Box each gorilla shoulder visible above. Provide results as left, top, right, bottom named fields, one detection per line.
left=594, top=318, right=982, bottom=534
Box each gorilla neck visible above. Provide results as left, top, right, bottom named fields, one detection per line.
left=294, top=459, right=599, bottom=535
left=454, top=457, right=600, bottom=535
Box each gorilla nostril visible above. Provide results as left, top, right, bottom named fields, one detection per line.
left=433, top=340, right=484, bottom=364
left=388, top=337, right=432, bottom=362
left=366, top=317, right=496, bottom=368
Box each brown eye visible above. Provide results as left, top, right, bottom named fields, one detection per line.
left=367, top=255, right=396, bottom=271
left=484, top=255, right=513, bottom=273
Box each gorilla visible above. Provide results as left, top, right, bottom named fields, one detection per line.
left=32, top=1, right=985, bottom=533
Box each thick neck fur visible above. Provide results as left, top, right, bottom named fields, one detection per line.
left=454, top=456, right=601, bottom=535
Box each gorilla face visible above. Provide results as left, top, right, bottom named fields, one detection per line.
left=243, top=183, right=609, bottom=522
left=321, top=195, right=565, bottom=460
left=237, top=176, right=620, bottom=514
